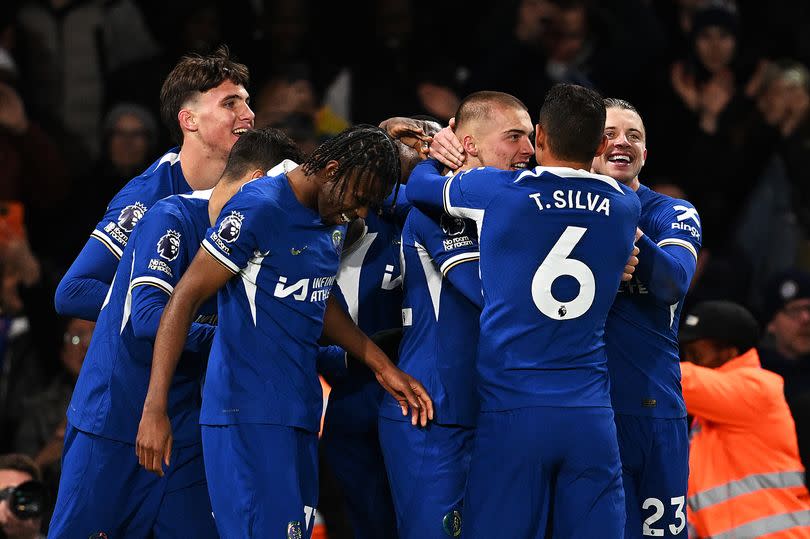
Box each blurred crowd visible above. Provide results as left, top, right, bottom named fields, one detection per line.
left=1, top=0, right=810, bottom=536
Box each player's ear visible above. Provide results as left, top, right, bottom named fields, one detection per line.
left=642, top=148, right=647, bottom=167
left=178, top=109, right=197, bottom=133
left=534, top=124, right=546, bottom=151
left=322, top=160, right=340, bottom=183
left=251, top=168, right=264, bottom=180
left=462, top=135, right=479, bottom=157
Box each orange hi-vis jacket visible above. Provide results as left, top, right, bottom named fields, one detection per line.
left=681, top=348, right=810, bottom=538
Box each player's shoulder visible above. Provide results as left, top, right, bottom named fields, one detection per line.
left=236, top=174, right=287, bottom=205
left=639, top=185, right=700, bottom=221
left=108, top=149, right=182, bottom=206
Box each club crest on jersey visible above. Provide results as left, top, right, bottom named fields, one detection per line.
left=331, top=229, right=344, bottom=253
left=156, top=229, right=181, bottom=261
left=287, top=521, right=303, bottom=539
left=442, top=510, right=462, bottom=537
left=218, top=211, right=244, bottom=243
left=117, top=202, right=147, bottom=232
left=440, top=214, right=466, bottom=236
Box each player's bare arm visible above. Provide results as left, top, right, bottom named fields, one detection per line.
left=321, top=294, right=434, bottom=426
left=136, top=248, right=232, bottom=476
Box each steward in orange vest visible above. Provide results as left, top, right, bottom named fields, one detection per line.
left=680, top=300, right=810, bottom=539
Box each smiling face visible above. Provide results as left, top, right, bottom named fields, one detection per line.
left=592, top=106, right=647, bottom=186
left=466, top=105, right=534, bottom=171
left=183, top=79, right=255, bottom=161
left=317, top=168, right=382, bottom=225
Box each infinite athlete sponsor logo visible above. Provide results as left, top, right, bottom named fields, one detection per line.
left=274, top=275, right=336, bottom=302
left=157, top=229, right=181, bottom=261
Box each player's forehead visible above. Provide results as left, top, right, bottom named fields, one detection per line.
left=605, top=107, right=645, bottom=136
left=484, top=105, right=533, bottom=136
left=192, top=79, right=249, bottom=106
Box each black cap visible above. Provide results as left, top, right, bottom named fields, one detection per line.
left=761, top=269, right=810, bottom=323
left=679, top=300, right=760, bottom=352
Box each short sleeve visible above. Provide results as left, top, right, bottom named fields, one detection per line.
left=201, top=187, right=273, bottom=273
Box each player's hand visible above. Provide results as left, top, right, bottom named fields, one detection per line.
left=136, top=409, right=173, bottom=477
left=379, top=117, right=433, bottom=158
left=375, top=364, right=434, bottom=427
left=622, top=245, right=640, bottom=282
left=429, top=124, right=465, bottom=170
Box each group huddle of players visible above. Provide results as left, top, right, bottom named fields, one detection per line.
left=49, top=46, right=701, bottom=539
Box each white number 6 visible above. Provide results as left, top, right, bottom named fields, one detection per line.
left=531, top=226, right=595, bottom=320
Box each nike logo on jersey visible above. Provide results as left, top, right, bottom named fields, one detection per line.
left=290, top=245, right=308, bottom=255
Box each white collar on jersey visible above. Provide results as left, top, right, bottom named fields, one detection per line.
left=267, top=159, right=299, bottom=177
left=514, top=166, right=623, bottom=193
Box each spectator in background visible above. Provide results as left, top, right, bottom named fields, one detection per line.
left=64, top=103, right=159, bottom=259
left=14, top=0, right=160, bottom=169
left=680, top=300, right=810, bottom=539
left=0, top=453, right=43, bottom=539
left=253, top=65, right=349, bottom=155
left=651, top=1, right=760, bottom=250
left=758, top=269, right=810, bottom=399
left=13, top=318, right=93, bottom=507
left=0, top=82, right=71, bottom=254
left=0, top=223, right=44, bottom=454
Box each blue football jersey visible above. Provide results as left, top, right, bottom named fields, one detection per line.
left=199, top=174, right=345, bottom=433
left=407, top=160, right=641, bottom=411
left=91, top=149, right=191, bottom=260
left=335, top=211, right=403, bottom=338
left=379, top=208, right=480, bottom=426
left=68, top=191, right=217, bottom=446
left=606, top=185, right=702, bottom=418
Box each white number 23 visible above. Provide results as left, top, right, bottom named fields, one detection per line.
left=642, top=496, right=686, bottom=536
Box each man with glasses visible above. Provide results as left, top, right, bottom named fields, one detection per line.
left=759, top=269, right=810, bottom=400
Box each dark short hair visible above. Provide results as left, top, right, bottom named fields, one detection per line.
left=302, top=125, right=400, bottom=209
left=160, top=45, right=250, bottom=145
left=603, top=97, right=646, bottom=137
left=0, top=453, right=42, bottom=482
left=222, top=127, right=302, bottom=181
left=538, top=84, right=606, bottom=163
left=455, top=91, right=529, bottom=130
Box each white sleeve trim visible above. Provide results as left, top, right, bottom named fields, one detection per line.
left=90, top=230, right=124, bottom=259
left=130, top=276, right=173, bottom=295
left=202, top=238, right=241, bottom=274
left=657, top=238, right=698, bottom=260
left=440, top=251, right=480, bottom=275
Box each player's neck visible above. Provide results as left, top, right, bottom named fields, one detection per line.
left=540, top=157, right=590, bottom=171
left=178, top=143, right=228, bottom=191
left=208, top=179, right=245, bottom=226
left=285, top=167, right=320, bottom=210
